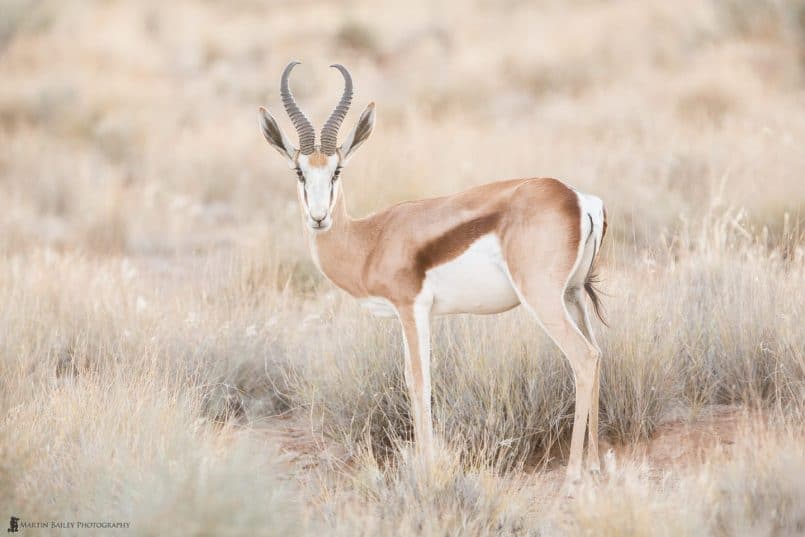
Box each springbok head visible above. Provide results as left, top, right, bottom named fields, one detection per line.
left=258, top=62, right=376, bottom=232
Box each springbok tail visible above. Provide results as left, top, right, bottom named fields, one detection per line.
left=583, top=205, right=608, bottom=325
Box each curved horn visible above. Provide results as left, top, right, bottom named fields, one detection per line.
left=319, top=64, right=353, bottom=155
left=280, top=61, right=315, bottom=155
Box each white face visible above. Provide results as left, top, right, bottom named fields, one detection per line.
left=259, top=101, right=376, bottom=233
left=294, top=152, right=342, bottom=232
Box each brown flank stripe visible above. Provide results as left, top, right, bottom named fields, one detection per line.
left=414, top=213, right=501, bottom=279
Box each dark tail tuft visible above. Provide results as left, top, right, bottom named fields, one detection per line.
left=584, top=265, right=608, bottom=327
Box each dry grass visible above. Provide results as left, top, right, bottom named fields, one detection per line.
left=1, top=0, right=804, bottom=535
left=561, top=423, right=805, bottom=537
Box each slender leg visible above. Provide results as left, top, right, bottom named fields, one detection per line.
left=398, top=298, right=435, bottom=466
left=567, top=290, right=602, bottom=473
left=509, top=275, right=600, bottom=489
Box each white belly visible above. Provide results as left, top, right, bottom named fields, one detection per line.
left=359, top=295, right=398, bottom=318
left=425, top=233, right=519, bottom=315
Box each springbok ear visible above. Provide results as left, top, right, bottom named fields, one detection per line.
left=258, top=106, right=297, bottom=165
left=338, top=102, right=375, bottom=164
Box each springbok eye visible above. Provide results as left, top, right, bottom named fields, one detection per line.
left=295, top=168, right=304, bottom=182
left=332, top=167, right=342, bottom=182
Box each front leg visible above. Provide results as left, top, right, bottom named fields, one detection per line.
left=398, top=295, right=434, bottom=466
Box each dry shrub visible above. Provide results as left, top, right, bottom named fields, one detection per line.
left=316, top=424, right=805, bottom=536
left=0, top=364, right=307, bottom=536
left=564, top=426, right=805, bottom=537
left=716, top=0, right=805, bottom=48
left=0, top=248, right=298, bottom=424
left=505, top=57, right=601, bottom=98
left=335, top=20, right=379, bottom=55
left=0, top=249, right=308, bottom=533
left=676, top=85, right=738, bottom=125
left=0, top=0, right=52, bottom=53
left=288, top=303, right=576, bottom=469
left=433, top=317, right=576, bottom=470
left=322, top=450, right=534, bottom=536
left=705, top=436, right=805, bottom=536
left=288, top=313, right=412, bottom=461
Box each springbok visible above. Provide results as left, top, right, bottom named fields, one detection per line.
left=258, top=62, right=607, bottom=488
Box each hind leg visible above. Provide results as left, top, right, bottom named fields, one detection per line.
left=566, top=289, right=601, bottom=474
left=510, top=273, right=601, bottom=487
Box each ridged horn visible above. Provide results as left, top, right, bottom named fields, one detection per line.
left=280, top=61, right=315, bottom=155
left=319, top=64, right=353, bottom=155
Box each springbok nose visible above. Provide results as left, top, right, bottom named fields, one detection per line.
left=311, top=215, right=325, bottom=225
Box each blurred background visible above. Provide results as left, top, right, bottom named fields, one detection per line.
left=1, top=0, right=803, bottom=259
left=2, top=3, right=805, bottom=532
